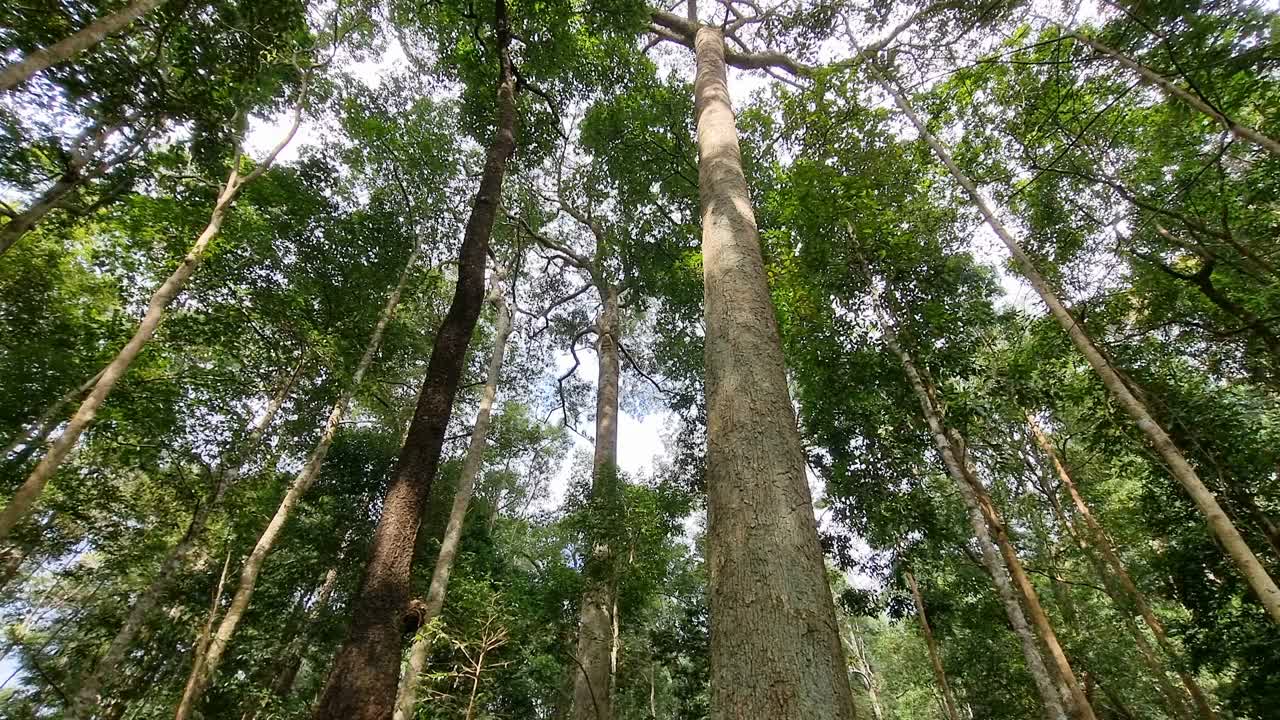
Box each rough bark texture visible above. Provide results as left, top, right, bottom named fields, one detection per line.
left=0, top=0, right=169, bottom=92
left=393, top=284, right=512, bottom=720
left=1070, top=32, right=1280, bottom=159
left=1029, top=419, right=1218, bottom=720
left=906, top=572, right=960, bottom=720
left=0, top=107, right=301, bottom=542
left=69, top=356, right=304, bottom=719
left=311, top=7, right=516, bottom=716
left=173, top=243, right=418, bottom=720
left=869, top=60, right=1280, bottom=624
left=879, top=314, right=1068, bottom=720
left=572, top=286, right=621, bottom=720
left=693, top=25, right=855, bottom=720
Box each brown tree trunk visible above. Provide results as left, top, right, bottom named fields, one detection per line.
left=693, top=25, right=855, bottom=720
left=1029, top=419, right=1218, bottom=720
left=865, top=58, right=1280, bottom=624
left=310, top=5, right=516, bottom=716
left=876, top=310, right=1067, bottom=720
left=572, top=286, right=621, bottom=720
left=0, top=0, right=170, bottom=92
left=1068, top=32, right=1280, bottom=160
left=0, top=104, right=303, bottom=542
left=173, top=241, right=419, bottom=720
left=69, top=354, right=305, bottom=718
left=906, top=572, right=961, bottom=720
left=949, top=433, right=1097, bottom=720
left=393, top=282, right=513, bottom=720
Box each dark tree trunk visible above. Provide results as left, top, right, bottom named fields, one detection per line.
left=310, top=4, right=517, bottom=717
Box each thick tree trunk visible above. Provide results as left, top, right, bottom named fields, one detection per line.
left=572, top=286, right=621, bottom=720
left=693, top=25, right=856, bottom=720
left=868, top=60, right=1280, bottom=624
left=311, top=6, right=516, bottom=716
left=0, top=107, right=302, bottom=542
left=874, top=304, right=1067, bottom=720
left=173, top=243, right=419, bottom=720
left=1029, top=419, right=1218, bottom=720
left=1068, top=32, right=1280, bottom=160
left=69, top=355, right=304, bottom=719
left=906, top=572, right=961, bottom=720
left=393, top=283, right=512, bottom=720
left=0, top=0, right=170, bottom=92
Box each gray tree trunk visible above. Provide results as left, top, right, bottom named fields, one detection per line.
left=0, top=0, right=170, bottom=92
left=692, top=24, right=856, bottom=720
left=393, top=279, right=512, bottom=720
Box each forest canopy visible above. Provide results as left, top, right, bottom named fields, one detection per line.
left=1, top=1, right=1278, bottom=719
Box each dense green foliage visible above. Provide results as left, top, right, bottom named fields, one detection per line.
left=2, top=0, right=1278, bottom=719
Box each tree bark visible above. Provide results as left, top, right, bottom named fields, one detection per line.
left=692, top=25, right=856, bottom=720
left=866, top=58, right=1280, bottom=624
left=69, top=354, right=305, bottom=719
left=173, top=242, right=419, bottom=720
left=0, top=0, right=170, bottom=92
left=906, top=572, right=961, bottom=720
left=393, top=282, right=512, bottom=720
left=0, top=104, right=303, bottom=542
left=310, top=4, right=516, bottom=716
left=1029, top=419, right=1218, bottom=720
left=572, top=286, right=621, bottom=720
left=1068, top=31, right=1280, bottom=160
left=876, top=310, right=1068, bottom=720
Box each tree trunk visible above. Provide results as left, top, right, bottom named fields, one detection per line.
left=1029, top=419, right=1218, bottom=720
left=173, top=242, right=419, bottom=720
left=692, top=25, right=855, bottom=720
left=867, top=59, right=1280, bottom=624
left=69, top=354, right=305, bottom=719
left=0, top=172, right=84, bottom=257
left=875, top=304, right=1068, bottom=720
left=848, top=627, right=885, bottom=720
left=572, top=286, right=621, bottom=720
left=906, top=572, right=961, bottom=720
left=310, top=5, right=516, bottom=716
left=393, top=282, right=513, bottom=720
left=177, top=544, right=233, bottom=719
left=0, top=106, right=302, bottom=542
left=0, top=0, right=170, bottom=92
left=1, top=369, right=105, bottom=467
left=949, top=432, right=1096, bottom=720
left=1068, top=32, right=1280, bottom=160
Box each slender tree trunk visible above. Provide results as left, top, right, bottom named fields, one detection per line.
left=866, top=58, right=1280, bottom=624
left=70, top=355, right=305, bottom=719
left=0, top=172, right=85, bottom=257
left=393, top=283, right=513, bottom=720
left=572, top=286, right=621, bottom=720
left=906, top=572, right=961, bottom=720
left=173, top=243, right=419, bottom=720
left=692, top=25, right=855, bottom=720
left=311, top=7, right=516, bottom=716
left=178, top=544, right=233, bottom=717
left=848, top=628, right=885, bottom=720
left=0, top=0, right=170, bottom=92
left=948, top=432, right=1096, bottom=720
left=875, top=305, right=1068, bottom=720
left=1029, top=419, right=1218, bottom=720
left=0, top=106, right=302, bottom=542
left=1068, top=32, right=1280, bottom=160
